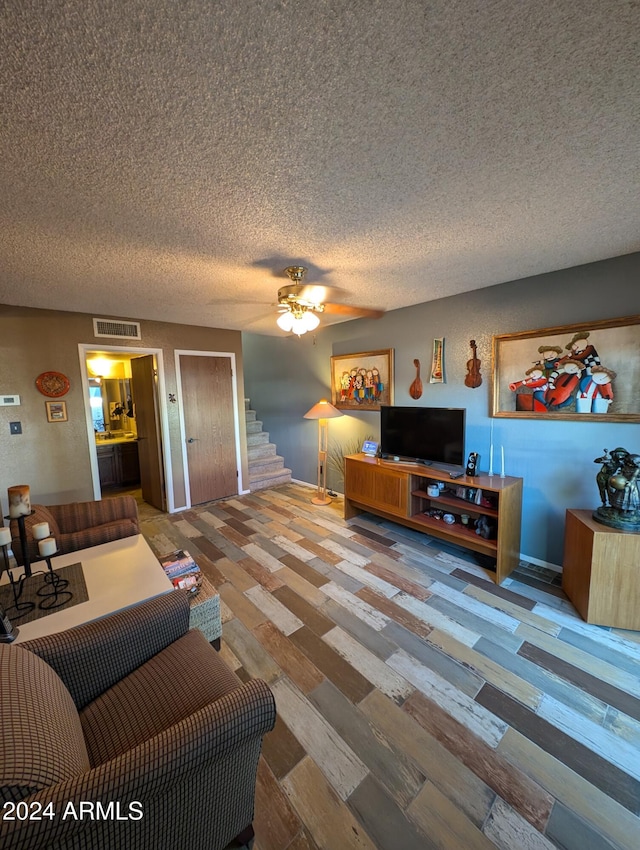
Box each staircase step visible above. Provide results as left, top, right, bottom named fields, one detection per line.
left=244, top=398, right=291, bottom=492
left=247, top=431, right=269, bottom=446
left=249, top=469, right=292, bottom=491
left=249, top=454, right=288, bottom=475
left=248, top=442, right=278, bottom=461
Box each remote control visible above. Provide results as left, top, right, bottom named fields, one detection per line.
left=449, top=471, right=464, bottom=479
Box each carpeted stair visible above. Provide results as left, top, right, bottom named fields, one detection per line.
left=245, top=399, right=292, bottom=491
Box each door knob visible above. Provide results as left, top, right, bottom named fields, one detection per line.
left=187, top=437, right=198, bottom=443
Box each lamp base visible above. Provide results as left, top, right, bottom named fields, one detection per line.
left=311, top=495, right=332, bottom=506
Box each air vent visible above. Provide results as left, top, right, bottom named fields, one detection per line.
left=93, top=318, right=141, bottom=340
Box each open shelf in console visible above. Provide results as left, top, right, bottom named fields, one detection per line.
left=411, top=488, right=500, bottom=518
left=409, top=511, right=498, bottom=554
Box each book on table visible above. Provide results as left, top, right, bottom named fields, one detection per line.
left=159, top=549, right=202, bottom=594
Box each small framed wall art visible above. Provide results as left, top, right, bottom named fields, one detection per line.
left=330, top=349, right=394, bottom=411
left=45, top=400, right=68, bottom=422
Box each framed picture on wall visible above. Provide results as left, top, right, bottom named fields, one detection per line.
left=330, top=349, right=394, bottom=411
left=492, top=314, right=640, bottom=421
left=45, top=400, right=68, bottom=422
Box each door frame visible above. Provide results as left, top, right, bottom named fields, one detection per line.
left=78, top=343, right=176, bottom=512
left=175, top=349, right=248, bottom=507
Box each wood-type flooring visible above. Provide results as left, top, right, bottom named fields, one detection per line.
left=139, top=483, right=640, bottom=850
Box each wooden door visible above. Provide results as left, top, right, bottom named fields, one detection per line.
left=130, top=355, right=166, bottom=511
left=180, top=355, right=237, bottom=504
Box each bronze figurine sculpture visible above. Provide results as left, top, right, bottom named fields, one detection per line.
left=593, top=447, right=640, bottom=531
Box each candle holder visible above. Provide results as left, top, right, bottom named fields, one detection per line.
left=0, top=532, right=11, bottom=576
left=0, top=604, right=19, bottom=643
left=5, top=512, right=34, bottom=578
left=4, top=569, right=36, bottom=617
left=37, top=552, right=72, bottom=610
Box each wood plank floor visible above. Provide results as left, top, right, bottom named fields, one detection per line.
left=139, top=483, right=640, bottom=850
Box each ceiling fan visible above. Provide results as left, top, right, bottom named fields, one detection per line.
left=276, top=266, right=384, bottom=335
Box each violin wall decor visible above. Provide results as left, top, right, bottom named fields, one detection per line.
left=464, top=339, right=482, bottom=388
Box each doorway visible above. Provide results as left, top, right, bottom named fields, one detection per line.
left=79, top=344, right=173, bottom=512
left=176, top=350, right=245, bottom=506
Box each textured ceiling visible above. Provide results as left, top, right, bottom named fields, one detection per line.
left=1, top=0, right=638, bottom=335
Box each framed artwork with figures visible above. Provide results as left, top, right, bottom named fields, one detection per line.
left=330, top=349, right=394, bottom=411
left=492, top=315, right=640, bottom=421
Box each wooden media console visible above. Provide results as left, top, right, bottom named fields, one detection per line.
left=344, top=453, right=523, bottom=584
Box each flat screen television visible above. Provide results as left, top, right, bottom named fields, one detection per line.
left=380, top=405, right=466, bottom=468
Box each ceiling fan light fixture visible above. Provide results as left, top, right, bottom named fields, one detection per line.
left=301, top=310, right=320, bottom=331
left=276, top=311, right=295, bottom=332
left=276, top=302, right=320, bottom=336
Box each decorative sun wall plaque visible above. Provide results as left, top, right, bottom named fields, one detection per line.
left=35, top=371, right=70, bottom=397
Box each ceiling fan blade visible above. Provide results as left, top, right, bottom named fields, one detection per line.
left=322, top=302, right=385, bottom=319
left=278, top=283, right=330, bottom=305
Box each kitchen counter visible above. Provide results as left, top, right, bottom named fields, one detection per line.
left=95, top=436, right=138, bottom=446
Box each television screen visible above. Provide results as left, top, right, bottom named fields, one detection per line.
left=380, top=406, right=465, bottom=468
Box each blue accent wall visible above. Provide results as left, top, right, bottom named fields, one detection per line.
left=243, top=252, right=640, bottom=568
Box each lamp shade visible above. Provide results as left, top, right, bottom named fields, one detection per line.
left=303, top=399, right=342, bottom=420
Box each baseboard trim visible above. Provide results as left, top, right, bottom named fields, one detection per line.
left=520, top=552, right=562, bottom=572
left=291, top=478, right=316, bottom=488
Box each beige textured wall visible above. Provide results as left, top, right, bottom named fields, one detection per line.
left=0, top=305, right=247, bottom=511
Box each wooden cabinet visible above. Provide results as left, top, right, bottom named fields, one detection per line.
left=344, top=459, right=408, bottom=518
left=97, top=445, right=118, bottom=487
left=344, top=454, right=523, bottom=584
left=562, top=509, right=640, bottom=629
left=97, top=441, right=140, bottom=488
left=118, top=441, right=141, bottom=485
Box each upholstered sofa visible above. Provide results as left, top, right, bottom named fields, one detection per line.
left=0, top=591, right=276, bottom=850
left=9, top=495, right=140, bottom=566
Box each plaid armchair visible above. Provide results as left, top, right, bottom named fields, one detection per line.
left=9, top=495, right=140, bottom=566
left=0, top=591, right=276, bottom=850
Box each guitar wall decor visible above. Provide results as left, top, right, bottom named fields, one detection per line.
left=409, top=359, right=423, bottom=399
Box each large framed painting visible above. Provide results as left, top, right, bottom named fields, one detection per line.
left=492, top=315, right=640, bottom=421
left=330, top=349, right=394, bottom=411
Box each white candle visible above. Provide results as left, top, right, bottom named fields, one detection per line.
left=0, top=527, right=11, bottom=547
left=8, top=485, right=30, bottom=518
left=38, top=537, right=57, bottom=557
left=32, top=521, right=50, bottom=540
left=500, top=445, right=505, bottom=478
left=488, top=444, right=494, bottom=476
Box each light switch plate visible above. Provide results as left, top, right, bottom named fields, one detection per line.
left=9, top=422, right=22, bottom=434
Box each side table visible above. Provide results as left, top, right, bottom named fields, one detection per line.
left=562, top=509, right=640, bottom=630
left=188, top=575, right=222, bottom=648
